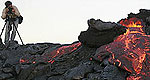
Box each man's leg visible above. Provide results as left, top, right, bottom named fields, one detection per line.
left=11, top=19, right=18, bottom=41
left=4, top=21, right=10, bottom=44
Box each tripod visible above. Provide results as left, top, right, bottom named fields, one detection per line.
left=0, top=22, right=7, bottom=38
left=0, top=18, right=24, bottom=45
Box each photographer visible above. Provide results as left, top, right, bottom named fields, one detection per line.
left=1, top=1, right=21, bottom=44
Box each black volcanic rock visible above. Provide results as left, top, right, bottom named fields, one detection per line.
left=78, top=18, right=126, bottom=48
left=127, top=9, right=150, bottom=23
left=0, top=41, right=129, bottom=80
left=0, top=38, right=5, bottom=50
left=64, top=61, right=94, bottom=80
left=1, top=9, right=150, bottom=80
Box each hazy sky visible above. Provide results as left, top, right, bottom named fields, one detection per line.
left=0, top=0, right=149, bottom=44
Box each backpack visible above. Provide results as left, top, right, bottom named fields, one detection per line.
left=18, top=15, right=23, bottom=24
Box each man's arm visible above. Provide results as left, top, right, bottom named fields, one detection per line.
left=1, top=8, right=7, bottom=19
left=13, top=6, right=20, bottom=17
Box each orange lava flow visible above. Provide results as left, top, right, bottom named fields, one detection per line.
left=20, top=42, right=82, bottom=64
left=43, top=42, right=81, bottom=64
left=105, top=18, right=150, bottom=80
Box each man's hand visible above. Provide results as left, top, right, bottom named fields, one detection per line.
left=2, top=18, right=5, bottom=20
left=1, top=17, right=5, bottom=20
left=1, top=16, right=5, bottom=20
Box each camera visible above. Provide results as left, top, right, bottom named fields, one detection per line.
left=7, top=7, right=13, bottom=14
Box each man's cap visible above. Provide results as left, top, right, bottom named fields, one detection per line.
left=5, top=1, right=12, bottom=7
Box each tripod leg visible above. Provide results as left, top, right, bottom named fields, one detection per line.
left=12, top=21, right=24, bottom=45
left=0, top=22, right=7, bottom=38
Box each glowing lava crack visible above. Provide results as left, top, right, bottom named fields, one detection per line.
left=95, top=18, right=150, bottom=80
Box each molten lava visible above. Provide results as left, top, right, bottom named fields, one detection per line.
left=95, top=18, right=150, bottom=80
left=119, top=18, right=144, bottom=28
left=109, top=18, right=150, bottom=80
left=20, top=42, right=81, bottom=64
left=42, top=42, right=81, bottom=64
